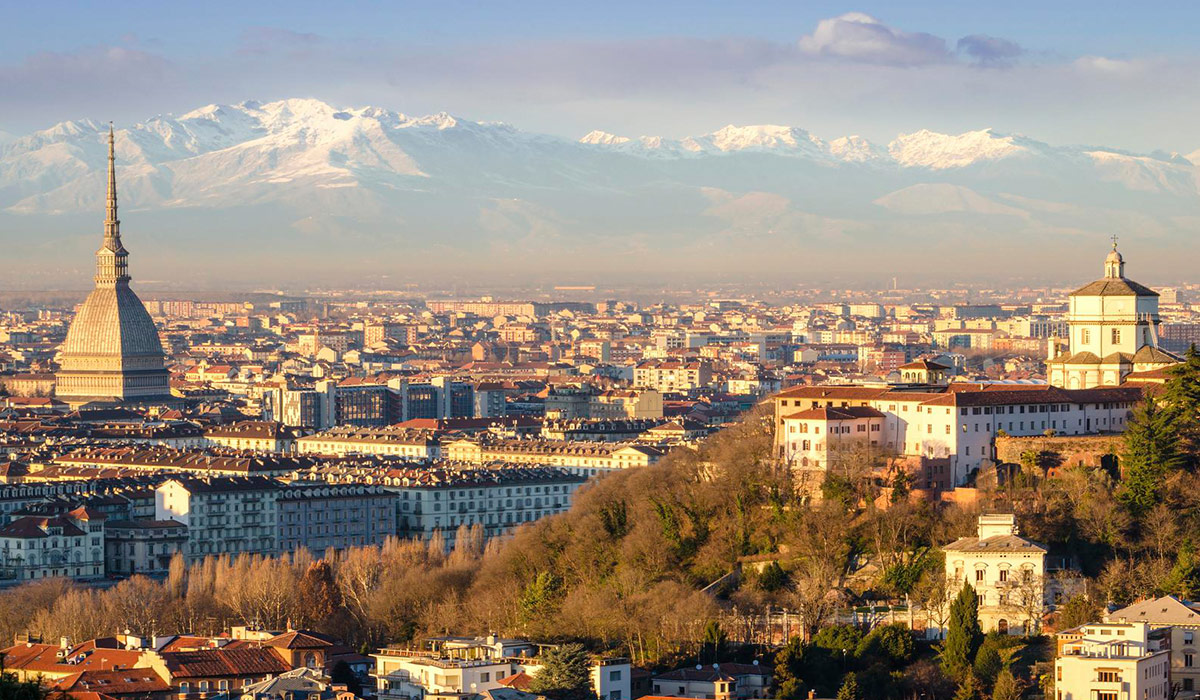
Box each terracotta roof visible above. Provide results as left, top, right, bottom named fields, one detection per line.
left=265, top=631, right=331, bottom=650
left=158, top=648, right=291, bottom=678
left=783, top=406, right=885, bottom=421
left=53, top=669, right=170, bottom=695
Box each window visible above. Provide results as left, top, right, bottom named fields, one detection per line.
left=609, top=671, right=622, bottom=682
left=976, top=569, right=985, bottom=582
left=1097, top=671, right=1120, bottom=683
left=1186, top=653, right=1194, bottom=668
left=999, top=569, right=1008, bottom=582
left=1112, top=328, right=1121, bottom=344
left=1186, top=631, right=1194, bottom=644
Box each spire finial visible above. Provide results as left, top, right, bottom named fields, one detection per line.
left=1111, top=234, right=1119, bottom=250
left=106, top=122, right=118, bottom=230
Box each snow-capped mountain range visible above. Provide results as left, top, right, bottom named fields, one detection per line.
left=1, top=97, right=1198, bottom=283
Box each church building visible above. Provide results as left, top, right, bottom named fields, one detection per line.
left=55, top=126, right=173, bottom=407
left=1046, top=241, right=1179, bottom=389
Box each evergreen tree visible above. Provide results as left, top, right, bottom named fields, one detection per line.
left=991, top=668, right=1020, bottom=700
left=758, top=561, right=788, bottom=592
left=951, top=672, right=979, bottom=700
left=971, top=642, right=1002, bottom=687
left=1157, top=539, right=1200, bottom=599
left=1119, top=397, right=1185, bottom=517
left=835, top=672, right=861, bottom=700
left=941, top=583, right=981, bottom=680
left=701, top=620, right=727, bottom=663
left=1163, top=344, right=1200, bottom=462
left=529, top=644, right=596, bottom=700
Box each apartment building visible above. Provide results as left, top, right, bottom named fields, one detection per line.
left=156, top=477, right=280, bottom=561
left=104, top=518, right=188, bottom=577
left=633, top=360, right=713, bottom=393
left=0, top=505, right=106, bottom=581
left=295, top=427, right=441, bottom=459
left=1106, top=596, right=1200, bottom=698
left=1055, top=622, right=1170, bottom=700
left=277, top=482, right=395, bottom=553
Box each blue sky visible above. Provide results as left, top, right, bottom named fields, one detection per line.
left=4, top=1, right=1200, bottom=150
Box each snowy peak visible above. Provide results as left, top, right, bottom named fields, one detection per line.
left=703, top=124, right=825, bottom=154
left=828, top=135, right=887, bottom=163
left=580, top=130, right=630, bottom=146
left=886, top=128, right=1039, bottom=169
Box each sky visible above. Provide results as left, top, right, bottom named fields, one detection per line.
left=5, top=1, right=1200, bottom=152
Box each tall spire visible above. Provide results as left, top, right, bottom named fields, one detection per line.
left=104, top=123, right=121, bottom=244
left=96, top=123, right=129, bottom=286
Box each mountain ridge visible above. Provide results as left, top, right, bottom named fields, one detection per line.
left=3, top=97, right=1200, bottom=284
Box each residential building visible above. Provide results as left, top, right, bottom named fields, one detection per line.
left=0, top=505, right=106, bottom=581
left=943, top=514, right=1047, bottom=635
left=277, top=483, right=395, bottom=553
left=1106, top=595, right=1200, bottom=698
left=104, top=519, right=188, bottom=577
left=649, top=663, right=772, bottom=700
left=1055, top=621, right=1170, bottom=700
left=155, top=477, right=280, bottom=561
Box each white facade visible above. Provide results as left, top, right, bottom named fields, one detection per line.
left=156, top=477, right=279, bottom=561
left=1056, top=622, right=1170, bottom=700
left=943, top=514, right=1047, bottom=635
left=775, top=385, right=1140, bottom=487
left=1047, top=244, right=1178, bottom=389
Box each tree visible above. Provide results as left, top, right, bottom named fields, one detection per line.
left=855, top=624, right=915, bottom=667
left=0, top=664, right=47, bottom=700
left=529, top=644, right=596, bottom=700
left=951, top=672, right=980, bottom=700
left=758, top=561, right=788, bottom=592
left=701, top=620, right=726, bottom=663
left=298, top=560, right=342, bottom=629
left=971, top=642, right=1002, bottom=687
left=835, top=672, right=861, bottom=700
left=941, top=583, right=981, bottom=680
left=1056, top=594, right=1102, bottom=630
left=1119, top=397, right=1184, bottom=517
left=1163, top=344, right=1200, bottom=462
left=519, top=571, right=564, bottom=627
left=991, top=668, right=1021, bottom=700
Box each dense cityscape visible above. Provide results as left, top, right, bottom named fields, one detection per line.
left=8, top=4, right=1200, bottom=700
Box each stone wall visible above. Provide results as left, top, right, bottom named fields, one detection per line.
left=994, top=434, right=1123, bottom=475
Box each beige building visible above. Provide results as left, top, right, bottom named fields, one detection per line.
left=943, top=514, right=1047, bottom=635
left=1047, top=242, right=1179, bottom=389
left=1055, top=621, right=1170, bottom=700
left=156, top=477, right=280, bottom=561
left=1107, top=596, right=1200, bottom=698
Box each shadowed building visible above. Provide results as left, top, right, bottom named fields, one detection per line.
left=55, top=126, right=171, bottom=407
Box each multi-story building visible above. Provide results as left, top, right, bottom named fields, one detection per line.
left=773, top=384, right=1141, bottom=488
left=155, top=477, right=280, bottom=561
left=779, top=406, right=885, bottom=487
left=1055, top=621, right=1171, bottom=700
left=650, top=663, right=772, bottom=700
left=0, top=505, right=106, bottom=581
left=943, top=514, right=1046, bottom=635
left=204, top=421, right=301, bottom=452
left=104, top=518, right=188, bottom=576
left=441, top=437, right=663, bottom=476
left=382, top=467, right=586, bottom=548
left=277, top=482, right=395, bottom=553
left=295, top=427, right=440, bottom=459
left=633, top=360, right=713, bottom=394
left=1106, top=596, right=1200, bottom=698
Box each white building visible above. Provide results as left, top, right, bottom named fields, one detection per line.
left=156, top=477, right=280, bottom=561
left=0, top=506, right=105, bottom=581
left=1047, top=242, right=1179, bottom=389
left=1106, top=595, right=1200, bottom=698
left=943, top=514, right=1047, bottom=635
left=1055, top=621, right=1171, bottom=700
left=774, top=384, right=1141, bottom=487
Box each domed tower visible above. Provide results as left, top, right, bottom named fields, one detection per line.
left=55, top=125, right=171, bottom=407
left=1046, top=239, right=1178, bottom=389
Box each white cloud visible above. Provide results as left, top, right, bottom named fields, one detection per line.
left=1072, top=55, right=1147, bottom=76
left=797, top=13, right=949, bottom=66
